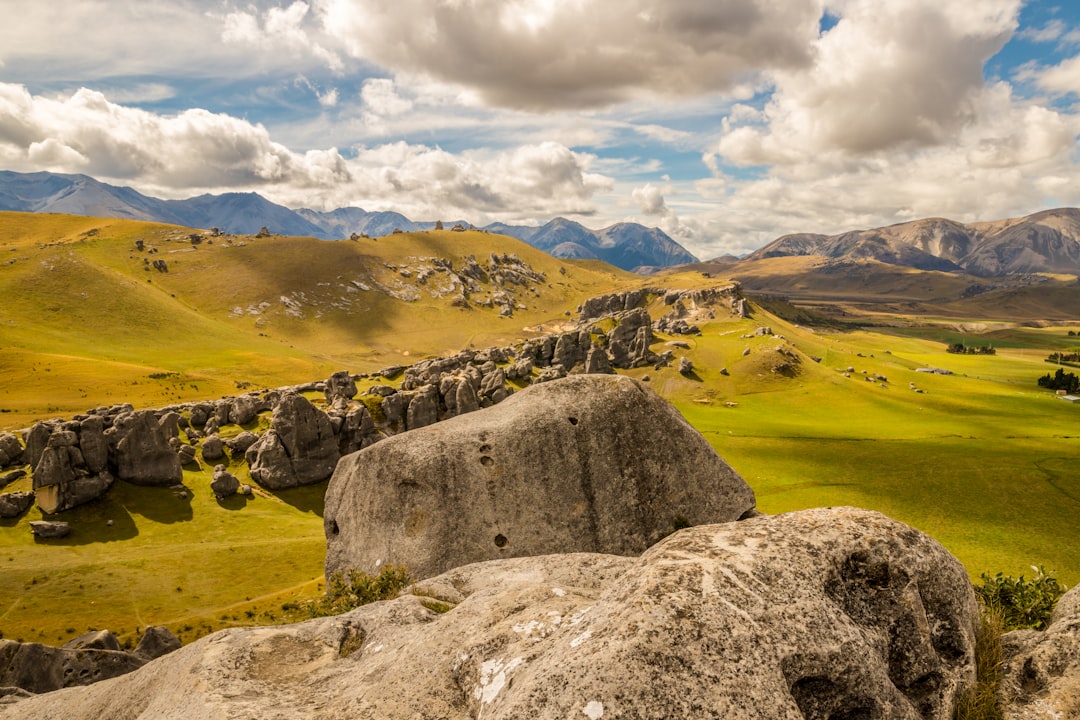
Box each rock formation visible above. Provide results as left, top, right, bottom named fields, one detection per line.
left=31, top=422, right=115, bottom=514
left=106, top=410, right=183, bottom=486
left=0, top=508, right=978, bottom=720
left=246, top=393, right=339, bottom=489
left=210, top=465, right=240, bottom=498
left=0, top=432, right=23, bottom=468
left=0, top=640, right=146, bottom=695
left=324, top=375, right=755, bottom=580
left=0, top=491, right=33, bottom=518
left=1000, top=584, right=1080, bottom=719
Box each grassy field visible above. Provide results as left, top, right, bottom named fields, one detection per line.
left=0, top=212, right=1078, bottom=647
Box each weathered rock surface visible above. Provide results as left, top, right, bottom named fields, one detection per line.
left=324, top=374, right=755, bottom=580
left=28, top=521, right=70, bottom=539
left=63, top=630, right=121, bottom=652
left=31, top=426, right=115, bottom=513
left=1, top=508, right=977, bottom=720
left=199, top=434, right=224, bottom=461
left=210, top=465, right=240, bottom=498
left=107, top=410, right=183, bottom=486
left=0, top=640, right=145, bottom=695
left=1000, top=584, right=1080, bottom=719
left=246, top=393, right=339, bottom=489
left=0, top=491, right=34, bottom=518
left=324, top=371, right=358, bottom=412
left=133, top=626, right=182, bottom=662
left=0, top=432, right=23, bottom=467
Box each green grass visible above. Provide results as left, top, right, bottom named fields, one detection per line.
left=0, top=455, right=327, bottom=646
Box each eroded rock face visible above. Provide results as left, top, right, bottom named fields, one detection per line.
left=107, top=411, right=183, bottom=486
left=1, top=508, right=977, bottom=720
left=1000, top=584, right=1080, bottom=719
left=0, top=640, right=145, bottom=695
left=246, top=393, right=339, bottom=489
left=324, top=375, right=755, bottom=581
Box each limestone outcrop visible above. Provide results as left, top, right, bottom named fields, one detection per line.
left=324, top=374, right=755, bottom=580
left=31, top=421, right=115, bottom=514
left=246, top=393, right=339, bottom=489
left=1000, top=584, right=1080, bottom=719
left=0, top=508, right=977, bottom=720
left=106, top=410, right=183, bottom=486
left=0, top=491, right=33, bottom=518
left=0, top=640, right=146, bottom=695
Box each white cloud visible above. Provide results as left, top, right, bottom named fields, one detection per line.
left=1032, top=54, right=1080, bottom=96
left=316, top=0, right=824, bottom=110
left=0, top=82, right=612, bottom=224
left=632, top=183, right=670, bottom=216
left=1017, top=19, right=1065, bottom=44
left=361, top=78, right=414, bottom=118
left=223, top=1, right=343, bottom=71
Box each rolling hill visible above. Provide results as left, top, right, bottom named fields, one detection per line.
left=748, top=208, right=1080, bottom=276
left=0, top=211, right=633, bottom=426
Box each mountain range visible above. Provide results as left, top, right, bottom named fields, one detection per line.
left=747, top=209, right=1080, bottom=277
left=0, top=170, right=697, bottom=272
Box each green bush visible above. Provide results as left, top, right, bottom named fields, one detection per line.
left=304, top=564, right=411, bottom=618
left=975, top=566, right=1067, bottom=631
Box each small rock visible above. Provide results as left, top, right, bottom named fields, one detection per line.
left=29, top=521, right=70, bottom=539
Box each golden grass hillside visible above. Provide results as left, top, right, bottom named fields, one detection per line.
left=0, top=212, right=632, bottom=427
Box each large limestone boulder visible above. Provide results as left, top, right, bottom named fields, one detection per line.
left=324, top=374, right=755, bottom=580
left=0, top=491, right=34, bottom=518
left=246, top=393, right=339, bottom=489
left=106, top=410, right=183, bottom=486
left=1, top=508, right=977, bottom=720
left=0, top=432, right=23, bottom=467
left=1000, top=584, right=1080, bottom=719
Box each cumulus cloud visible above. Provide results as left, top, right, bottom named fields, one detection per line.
left=316, top=0, right=824, bottom=110
left=632, top=183, right=670, bottom=216
left=1032, top=54, right=1080, bottom=96
left=0, top=83, right=611, bottom=223
left=361, top=78, right=414, bottom=118
left=223, top=1, right=343, bottom=70
left=717, top=0, right=1021, bottom=163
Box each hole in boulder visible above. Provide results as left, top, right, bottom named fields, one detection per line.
left=494, top=533, right=508, bottom=548
left=479, top=443, right=491, bottom=453
left=328, top=520, right=340, bottom=536
left=568, top=416, right=579, bottom=426
left=480, top=456, right=494, bottom=467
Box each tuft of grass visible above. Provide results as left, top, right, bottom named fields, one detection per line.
left=954, top=606, right=1005, bottom=720
left=301, top=565, right=411, bottom=618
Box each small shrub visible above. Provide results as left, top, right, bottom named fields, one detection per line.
left=975, top=566, right=1067, bottom=631
left=304, top=564, right=410, bottom=618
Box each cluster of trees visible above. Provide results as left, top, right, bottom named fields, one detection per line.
left=946, top=342, right=996, bottom=355
left=1047, top=352, right=1080, bottom=365
left=1038, top=367, right=1080, bottom=394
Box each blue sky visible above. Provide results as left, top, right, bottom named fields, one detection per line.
left=2, top=0, right=1080, bottom=258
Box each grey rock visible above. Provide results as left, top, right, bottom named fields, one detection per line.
left=77, top=416, right=108, bottom=474
left=107, top=411, right=183, bottom=486
left=246, top=394, right=339, bottom=490
left=0, top=640, right=144, bottom=695
left=32, top=434, right=114, bottom=514
left=224, top=431, right=259, bottom=456
left=227, top=395, right=259, bottom=426
left=3, top=508, right=976, bottom=720
left=200, top=435, right=224, bottom=462
left=478, top=366, right=507, bottom=399
left=63, top=630, right=121, bottom=652
left=177, top=445, right=198, bottom=466
left=380, top=392, right=409, bottom=430
left=22, top=422, right=56, bottom=472
left=324, top=375, right=756, bottom=581
left=210, top=465, right=240, bottom=498
left=188, top=403, right=213, bottom=428
left=607, top=308, right=656, bottom=368
left=583, top=345, right=613, bottom=374
left=324, top=371, right=358, bottom=411
left=505, top=357, right=532, bottom=381
left=1000, top=584, right=1080, bottom=719
left=338, top=405, right=377, bottom=455
left=405, top=384, right=439, bottom=430
left=679, top=356, right=694, bottom=375
left=0, top=433, right=23, bottom=468
left=29, top=521, right=70, bottom=539
left=0, top=492, right=34, bottom=519
left=453, top=377, right=480, bottom=415
left=0, top=469, right=26, bottom=486
left=158, top=412, right=181, bottom=441
left=133, top=626, right=181, bottom=661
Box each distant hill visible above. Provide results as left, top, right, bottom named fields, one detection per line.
left=748, top=210, right=1080, bottom=277
left=0, top=170, right=697, bottom=272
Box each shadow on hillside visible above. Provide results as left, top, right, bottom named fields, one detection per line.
left=122, top=484, right=194, bottom=524
left=31, top=502, right=140, bottom=545
left=216, top=493, right=250, bottom=511
left=271, top=481, right=327, bottom=517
